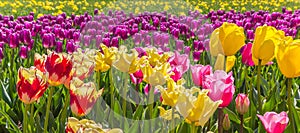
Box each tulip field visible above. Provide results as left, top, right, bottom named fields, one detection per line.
left=1, top=0, right=300, bottom=133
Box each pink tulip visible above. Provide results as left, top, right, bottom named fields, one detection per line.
left=169, top=51, right=190, bottom=74
left=204, top=70, right=235, bottom=108
left=144, top=84, right=159, bottom=95
left=191, top=64, right=212, bottom=89
left=241, top=42, right=254, bottom=66
left=257, top=112, right=289, bottom=133
left=235, top=93, right=250, bottom=115
left=170, top=67, right=182, bottom=82
left=130, top=70, right=143, bottom=84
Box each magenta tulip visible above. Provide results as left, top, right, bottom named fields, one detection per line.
left=241, top=42, right=255, bottom=66
left=257, top=112, right=289, bottom=133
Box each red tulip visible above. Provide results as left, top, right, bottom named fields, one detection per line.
left=17, top=67, right=48, bottom=104
left=34, top=53, right=46, bottom=72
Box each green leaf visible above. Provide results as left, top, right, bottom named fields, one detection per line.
left=133, top=105, right=143, bottom=120
left=0, top=107, right=19, bottom=131
left=0, top=80, right=12, bottom=106
left=127, top=120, right=140, bottom=133
left=262, top=88, right=276, bottom=113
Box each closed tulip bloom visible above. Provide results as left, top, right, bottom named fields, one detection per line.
left=241, top=42, right=255, bottom=66
left=235, top=93, right=250, bottom=115
left=69, top=78, right=103, bottom=117
left=226, top=55, right=236, bottom=72
left=210, top=22, right=246, bottom=56
left=176, top=89, right=222, bottom=126
left=19, top=46, right=28, bottom=59
left=205, top=70, right=235, bottom=108
left=252, top=25, right=285, bottom=65
left=45, top=52, right=73, bottom=86
left=95, top=44, right=118, bottom=72
left=17, top=67, right=48, bottom=104
left=223, top=114, right=231, bottom=131
left=257, top=112, right=289, bottom=133
left=276, top=37, right=300, bottom=78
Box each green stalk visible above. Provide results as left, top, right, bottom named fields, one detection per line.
left=287, top=78, right=296, bottom=133
left=122, top=72, right=128, bottom=117
left=29, top=104, right=35, bottom=132
left=191, top=122, right=196, bottom=133
left=44, top=87, right=54, bottom=133
left=171, top=107, right=175, bottom=133
left=148, top=84, right=155, bottom=132
left=257, top=59, right=262, bottom=114
left=239, top=114, right=244, bottom=133
left=244, top=66, right=249, bottom=94
left=218, top=108, right=224, bottom=133
left=23, top=104, right=30, bottom=133
left=109, top=69, right=114, bottom=127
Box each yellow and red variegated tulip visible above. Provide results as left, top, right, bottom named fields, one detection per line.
left=17, top=67, right=48, bottom=104
left=45, top=51, right=73, bottom=86
left=276, top=37, right=300, bottom=78
left=66, top=117, right=123, bottom=133
left=34, top=53, right=47, bottom=72
left=95, top=44, right=118, bottom=72
left=64, top=48, right=96, bottom=89
left=69, top=78, right=103, bottom=117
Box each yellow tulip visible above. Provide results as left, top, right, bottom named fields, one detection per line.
left=226, top=55, right=236, bottom=72
left=112, top=46, right=141, bottom=73
left=176, top=89, right=222, bottom=127
left=276, top=37, right=300, bottom=78
left=141, top=61, right=172, bottom=86
left=95, top=44, right=118, bottom=72
left=158, top=106, right=180, bottom=121
left=210, top=22, right=246, bottom=56
left=252, top=25, right=285, bottom=65
left=156, top=78, right=184, bottom=107
left=145, top=47, right=171, bottom=67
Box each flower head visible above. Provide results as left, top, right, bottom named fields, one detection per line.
left=257, top=112, right=289, bottom=133
left=17, top=67, right=48, bottom=104
left=95, top=44, right=118, bottom=72
left=235, top=93, right=250, bottom=115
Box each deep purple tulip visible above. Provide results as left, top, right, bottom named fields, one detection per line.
left=19, top=46, right=28, bottom=59
left=9, top=33, right=19, bottom=48
left=55, top=41, right=63, bottom=53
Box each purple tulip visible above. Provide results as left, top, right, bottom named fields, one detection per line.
left=19, top=46, right=28, bottom=59
left=9, top=33, right=19, bottom=48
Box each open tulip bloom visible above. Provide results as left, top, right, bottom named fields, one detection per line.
left=257, top=112, right=289, bottom=133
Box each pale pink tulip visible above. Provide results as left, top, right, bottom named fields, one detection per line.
left=169, top=51, right=190, bottom=74
left=257, top=112, right=289, bottom=133
left=190, top=64, right=212, bottom=88
left=205, top=70, right=235, bottom=108
left=235, top=93, right=250, bottom=115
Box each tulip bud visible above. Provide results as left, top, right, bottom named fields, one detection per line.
left=235, top=93, right=250, bottom=115
left=223, top=114, right=231, bottom=131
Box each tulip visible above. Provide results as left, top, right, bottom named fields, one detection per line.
left=34, top=53, right=46, bottom=72
left=276, top=37, right=300, bottom=78
left=69, top=78, right=103, bottom=117
left=158, top=106, right=180, bottom=121
left=17, top=67, right=48, bottom=104
left=19, top=46, right=28, bottom=59
left=257, top=112, right=289, bottom=133
left=235, top=93, right=250, bottom=115
left=223, top=114, right=231, bottom=131
left=190, top=64, right=212, bottom=88
left=176, top=88, right=222, bottom=127
left=252, top=25, right=285, bottom=65
left=130, top=70, right=143, bottom=84
left=205, top=70, right=235, bottom=108
left=241, top=42, right=254, bottom=66
left=141, top=62, right=171, bottom=86
left=156, top=78, right=183, bottom=107
left=45, top=51, right=73, bottom=86
left=169, top=51, right=190, bottom=76
left=66, top=117, right=123, bottom=133
left=95, top=44, right=118, bottom=72
left=210, top=22, right=246, bottom=56
left=145, top=47, right=171, bottom=67
left=226, top=55, right=236, bottom=72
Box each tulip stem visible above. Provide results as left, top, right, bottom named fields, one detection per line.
left=287, top=78, right=296, bottom=133
left=257, top=59, right=262, bottom=114
left=218, top=108, right=224, bottom=133
left=23, top=104, right=30, bottom=133
left=109, top=69, right=114, bottom=127
left=244, top=66, right=249, bottom=94
left=239, top=114, right=244, bottom=133
left=29, top=104, right=35, bottom=132
left=148, top=84, right=155, bottom=132
left=44, top=87, right=54, bottom=133
left=171, top=107, right=175, bottom=133
left=191, top=122, right=196, bottom=133
left=122, top=72, right=128, bottom=117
